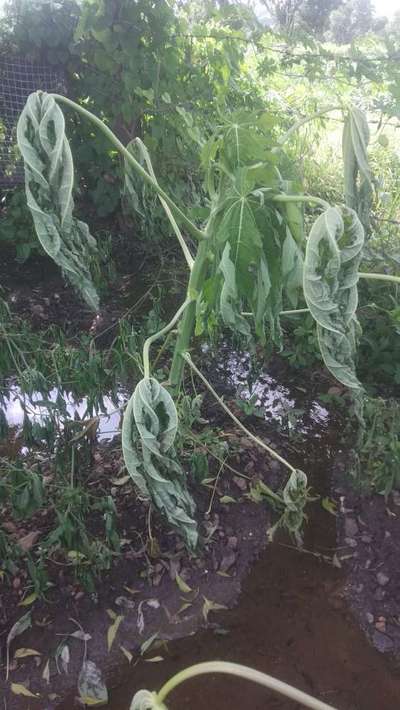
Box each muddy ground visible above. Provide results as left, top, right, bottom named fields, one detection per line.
left=1, top=254, right=400, bottom=709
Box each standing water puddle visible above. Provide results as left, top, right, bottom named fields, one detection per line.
left=1, top=386, right=126, bottom=444
left=2, top=350, right=400, bottom=709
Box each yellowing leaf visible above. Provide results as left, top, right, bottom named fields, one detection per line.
left=202, top=596, right=227, bottom=622
left=18, top=592, right=38, bottom=607
left=6, top=611, right=32, bottom=680
left=120, top=645, right=133, bottom=663
left=322, top=497, right=338, bottom=516
left=140, top=632, right=158, bottom=656
left=42, top=659, right=50, bottom=684
left=78, top=660, right=108, bottom=706
left=107, top=615, right=124, bottom=652
left=175, top=572, right=192, bottom=594
left=11, top=683, right=39, bottom=698
left=14, top=648, right=41, bottom=658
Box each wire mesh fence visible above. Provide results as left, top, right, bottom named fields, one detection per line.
left=0, top=59, right=65, bottom=189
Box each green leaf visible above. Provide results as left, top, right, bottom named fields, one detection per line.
left=303, top=206, right=364, bottom=389
left=282, top=229, right=304, bottom=308
left=218, top=243, right=251, bottom=337
left=17, top=92, right=99, bottom=310
left=215, top=185, right=262, bottom=298
left=221, top=115, right=266, bottom=168
left=122, top=378, right=198, bottom=550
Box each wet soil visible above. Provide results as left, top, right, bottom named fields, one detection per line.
left=106, top=543, right=400, bottom=710
left=1, top=256, right=400, bottom=708
left=335, top=477, right=400, bottom=656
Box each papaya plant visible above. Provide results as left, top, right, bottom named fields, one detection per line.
left=130, top=660, right=338, bottom=710
left=16, top=90, right=400, bottom=549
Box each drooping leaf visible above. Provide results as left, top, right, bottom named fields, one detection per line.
left=253, top=205, right=284, bottom=346
left=120, top=645, right=133, bottom=663
left=282, top=228, right=304, bottom=308
left=61, top=644, right=70, bottom=674
left=303, top=206, right=364, bottom=389
left=14, top=648, right=41, bottom=658
left=6, top=611, right=32, bottom=679
left=42, top=659, right=51, bottom=684
left=78, top=660, right=108, bottom=707
left=122, top=378, right=198, bottom=550
left=218, top=243, right=251, bottom=337
left=281, top=469, right=310, bottom=536
left=18, top=592, right=38, bottom=607
left=107, top=614, right=124, bottom=652
left=342, top=106, right=373, bottom=234
left=17, top=91, right=99, bottom=310
left=11, top=682, right=39, bottom=698
left=175, top=572, right=193, bottom=594
left=215, top=182, right=263, bottom=298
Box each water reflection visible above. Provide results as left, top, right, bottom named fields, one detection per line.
left=0, top=386, right=126, bottom=443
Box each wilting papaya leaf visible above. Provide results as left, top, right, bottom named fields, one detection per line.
left=78, top=660, right=108, bottom=706
left=342, top=105, right=373, bottom=234
left=122, top=378, right=198, bottom=550
left=282, top=228, right=304, bottom=308
left=304, top=206, right=364, bottom=390
left=218, top=243, right=251, bottom=337
left=17, top=91, right=99, bottom=310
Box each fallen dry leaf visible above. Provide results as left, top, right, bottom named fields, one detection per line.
left=17, top=531, right=40, bottom=552
left=11, top=682, right=39, bottom=698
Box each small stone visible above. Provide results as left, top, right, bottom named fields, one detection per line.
left=366, top=612, right=374, bottom=624
left=344, top=537, right=357, bottom=548
left=392, top=490, right=400, bottom=507
left=377, top=572, right=390, bottom=587
left=344, top=517, right=359, bottom=537
left=375, top=616, right=386, bottom=633
left=227, top=536, right=238, bottom=549
left=372, top=630, right=394, bottom=653
left=374, top=587, right=386, bottom=601
left=233, top=476, right=247, bottom=491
